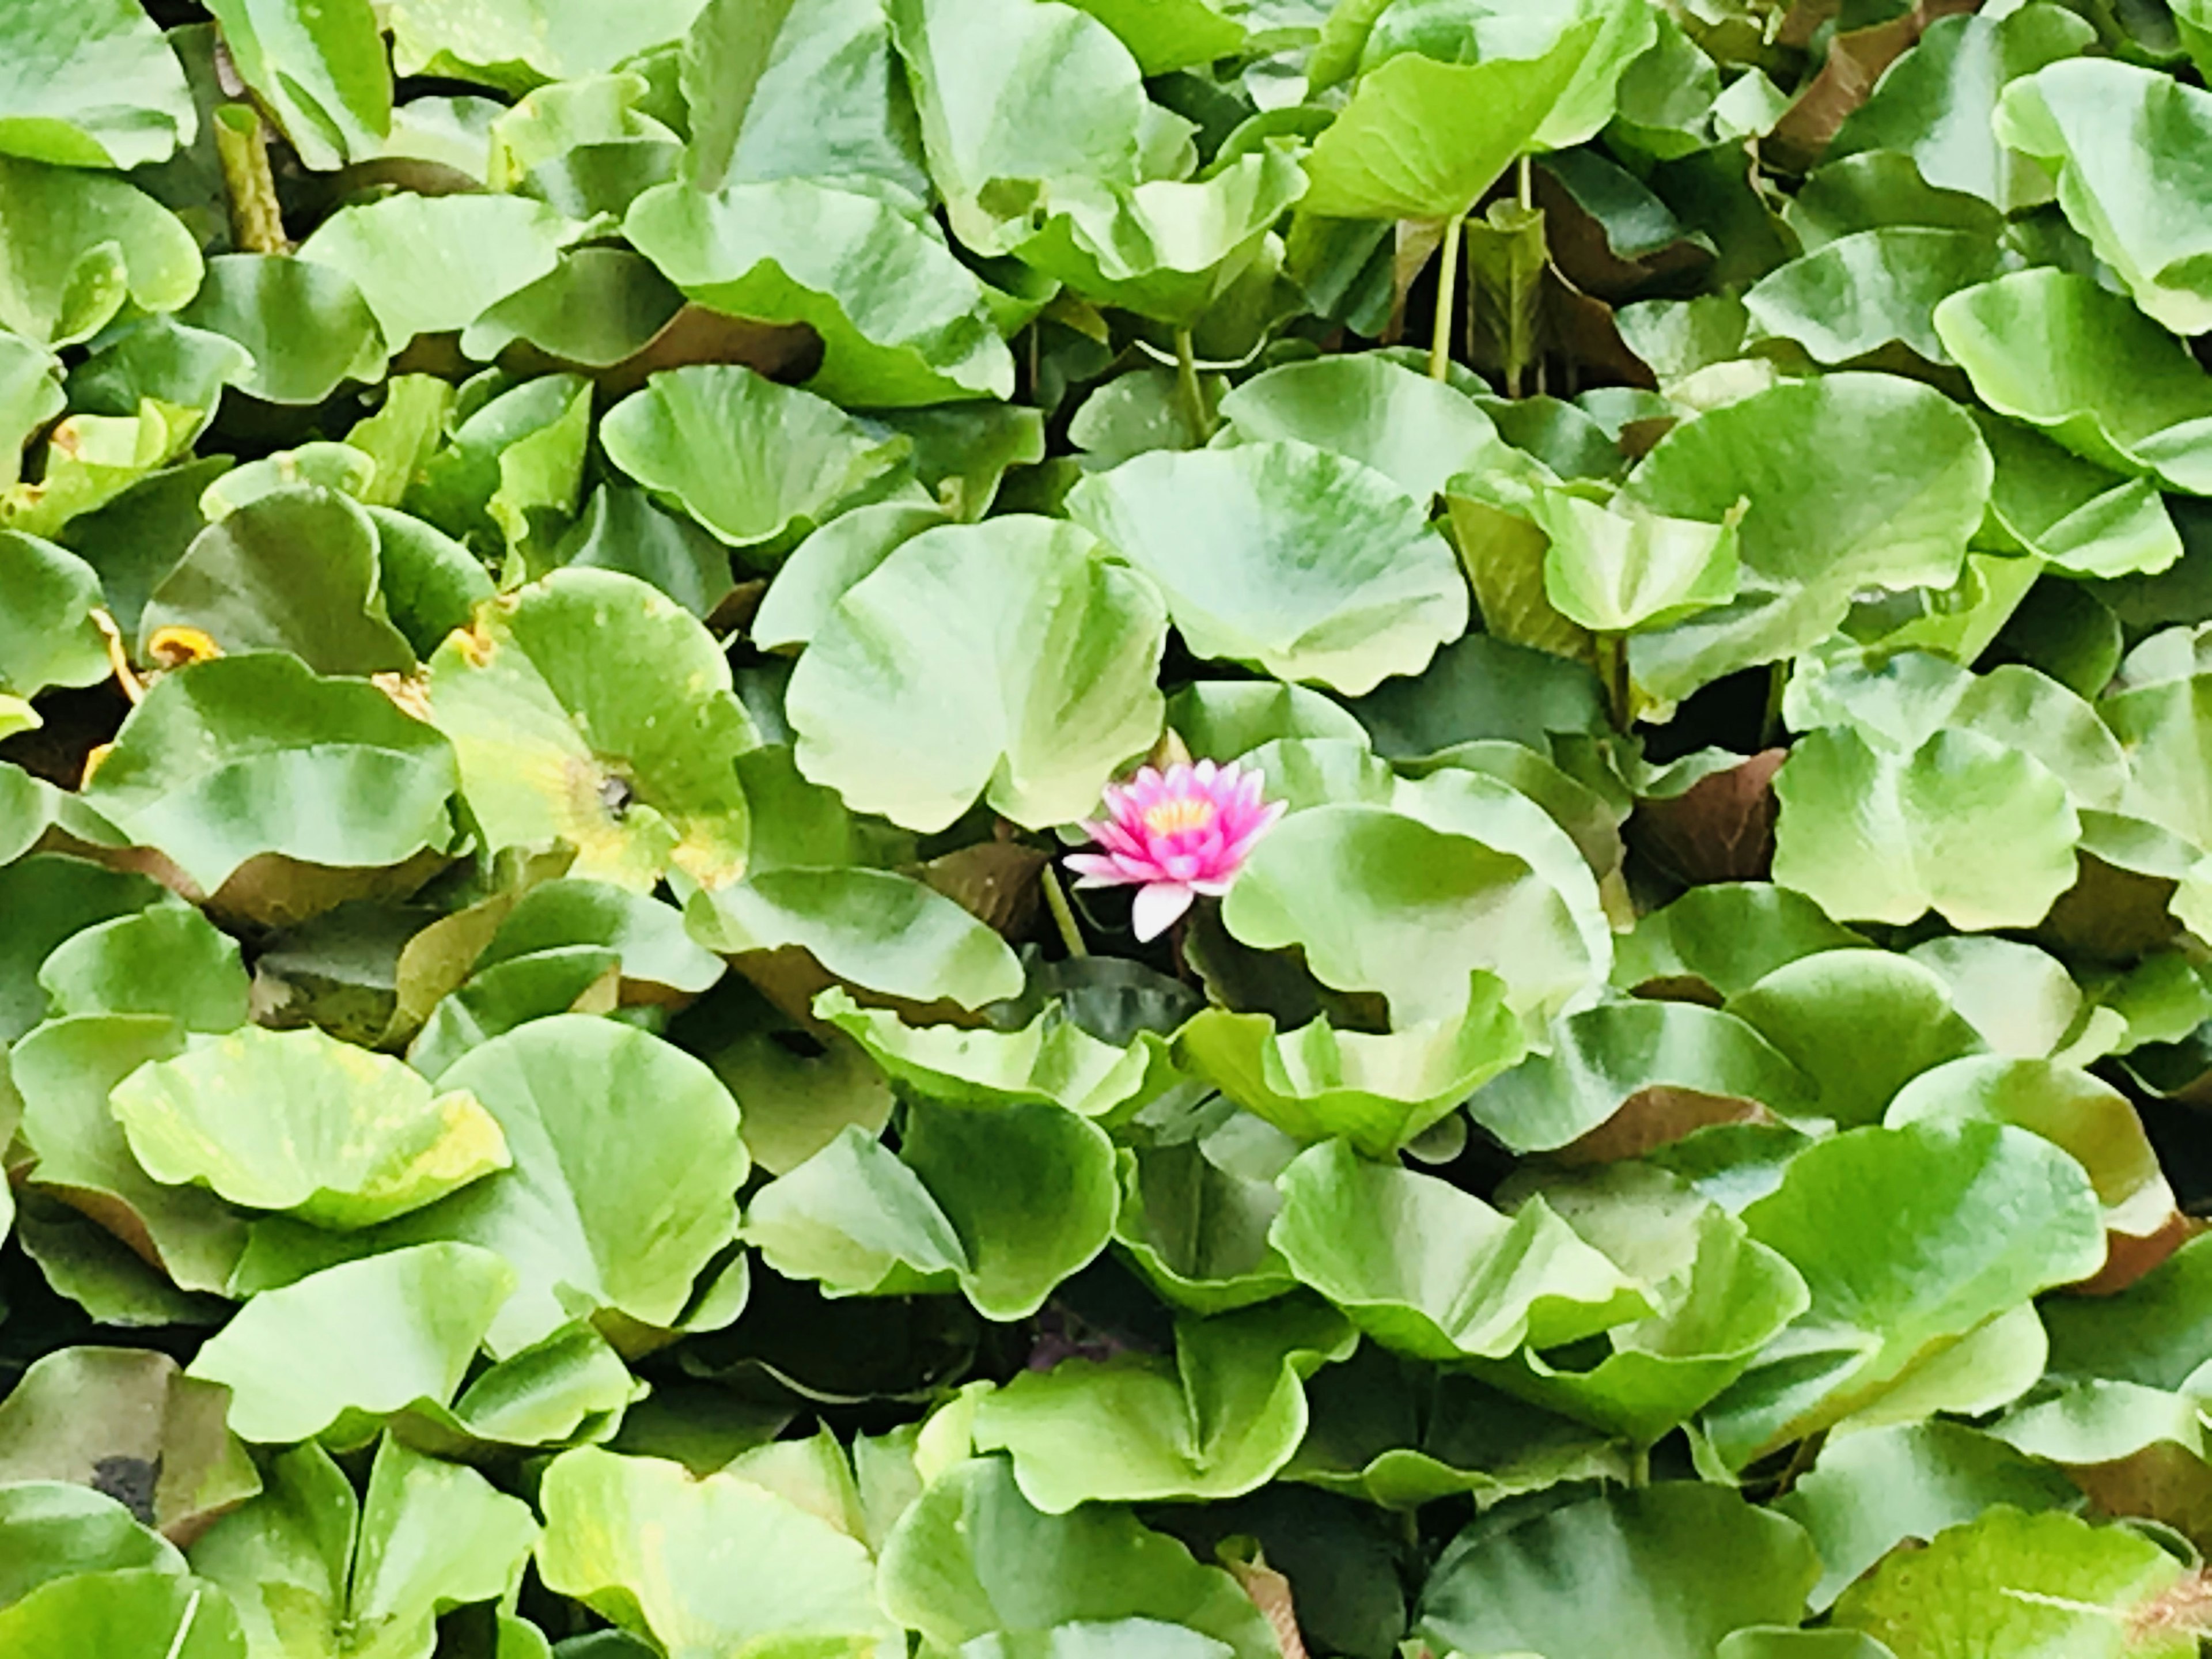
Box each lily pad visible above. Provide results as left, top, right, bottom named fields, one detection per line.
left=0, top=157, right=202, bottom=346
left=176, top=255, right=388, bottom=407
left=785, top=516, right=1166, bottom=832
left=0, top=532, right=109, bottom=698
left=1067, top=443, right=1467, bottom=696
left=83, top=654, right=460, bottom=895
left=426, top=570, right=759, bottom=891
left=599, top=365, right=907, bottom=550
left=296, top=195, right=578, bottom=351
left=0, top=0, right=197, bottom=169
left=110, top=1025, right=510, bottom=1230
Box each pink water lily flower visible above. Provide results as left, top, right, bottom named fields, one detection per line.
left=1066, top=759, right=1286, bottom=942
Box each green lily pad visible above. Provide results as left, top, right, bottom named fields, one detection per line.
left=110, top=1025, right=510, bottom=1230
left=0, top=532, right=108, bottom=698
left=4, top=400, right=202, bottom=541
left=969, top=1298, right=1356, bottom=1510
left=1938, top=269, right=2212, bottom=495
left=1270, top=1139, right=1649, bottom=1363
left=191, top=1436, right=535, bottom=1659
left=0, top=1568, right=246, bottom=1659
left=1114, top=1141, right=1298, bottom=1316
left=1067, top=442, right=1467, bottom=696
left=0, top=0, right=197, bottom=169
left=1724, top=951, right=1986, bottom=1129
left=37, top=908, right=246, bottom=1033
left=1174, top=974, right=1524, bottom=1157
left=1834, top=1506, right=2195, bottom=1659
left=626, top=177, right=1014, bottom=406
left=296, top=195, right=578, bottom=351
left=0, top=333, right=63, bottom=490
left=1995, top=58, right=2212, bottom=336
left=139, top=486, right=416, bottom=675
left=426, top=570, right=758, bottom=891
left=387, top=1016, right=748, bottom=1355
left=599, top=365, right=907, bottom=550
left=1469, top=999, right=1815, bottom=1154
left=0, top=157, right=202, bottom=346
left=690, top=869, right=1024, bottom=1012
left=1536, top=487, right=1740, bottom=634
left=877, top=1456, right=1281, bottom=1659
left=818, top=986, right=1163, bottom=1118
left=1742, top=228, right=2005, bottom=366
left=682, top=0, right=928, bottom=197
left=743, top=1104, right=1116, bottom=1320
left=202, top=0, right=390, bottom=170
left=187, top=1241, right=518, bottom=1445
left=785, top=516, right=1166, bottom=832
left=1974, top=413, right=2181, bottom=581
left=536, top=1446, right=899, bottom=1658
left=1215, top=355, right=1514, bottom=505
left=82, top=654, right=460, bottom=896
left=387, top=0, right=714, bottom=94
left=1774, top=1422, right=2080, bottom=1611
left=1620, top=374, right=1990, bottom=705
left=1771, top=726, right=2081, bottom=930
left=1416, top=1485, right=1821, bottom=1659
left=176, top=255, right=388, bottom=406
left=1703, top=1121, right=2105, bottom=1467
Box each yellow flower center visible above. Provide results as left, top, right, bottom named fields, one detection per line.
left=1142, top=796, right=1216, bottom=836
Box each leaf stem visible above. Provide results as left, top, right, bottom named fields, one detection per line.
left=1595, top=632, right=1631, bottom=732
left=215, top=103, right=288, bottom=254
left=1518, top=153, right=1533, bottom=211
left=1429, top=214, right=1463, bottom=382
left=1039, top=862, right=1089, bottom=959
left=1173, top=327, right=1215, bottom=445
left=1627, top=1444, right=1651, bottom=1488
left=1760, top=658, right=1791, bottom=748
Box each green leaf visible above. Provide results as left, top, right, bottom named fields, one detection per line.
left=1834, top=1507, right=2196, bottom=1659
left=818, top=986, right=1162, bottom=1118
left=1060, top=0, right=1245, bottom=74
left=600, top=365, right=906, bottom=550
left=83, top=654, right=460, bottom=895
left=743, top=1104, right=1116, bottom=1320
left=0, top=333, right=63, bottom=491
left=1725, top=950, right=1986, bottom=1129
left=4, top=400, right=201, bottom=541
left=2041, top=1233, right=2212, bottom=1390
left=1830, top=5, right=2097, bottom=210
left=177, top=254, right=388, bottom=406
left=1479, top=1169, right=1811, bottom=1445
left=969, top=1298, right=1356, bottom=1510
left=296, top=195, right=577, bottom=351
left=1742, top=228, right=2005, bottom=366
left=690, top=869, right=1025, bottom=1011
left=0, top=0, right=197, bottom=169
left=1416, top=1486, right=1821, bottom=1659
left=626, top=178, right=1013, bottom=406
left=1535, top=488, right=1740, bottom=634
left=1173, top=974, right=1525, bottom=1157
left=785, top=516, right=1166, bottom=832
left=1222, top=787, right=1608, bottom=1026
left=1302, top=9, right=1609, bottom=221
left=1270, top=1139, right=1649, bottom=1363
left=0, top=1569, right=247, bottom=1659
left=1070, top=443, right=1466, bottom=695
left=1995, top=58, right=2212, bottom=336
left=1215, top=355, right=1514, bottom=503
left=536, top=1446, right=899, bottom=1658
left=0, top=532, right=108, bottom=697
left=140, top=486, right=416, bottom=675
left=1469, top=999, right=1815, bottom=1154
left=1620, top=374, right=1991, bottom=704
left=36, top=908, right=244, bottom=1034
left=389, top=1016, right=748, bottom=1355
left=1704, top=1121, right=2106, bottom=1466
left=0, top=1347, right=260, bottom=1546
left=426, top=570, right=757, bottom=891
left=1774, top=1422, right=2080, bottom=1611
left=11, top=1012, right=248, bottom=1293
left=681, top=0, right=927, bottom=197
left=388, top=0, right=711, bottom=92
left=110, top=1025, right=510, bottom=1230
left=1974, top=413, right=2181, bottom=581
left=1115, top=1141, right=1297, bottom=1316
left=1938, top=270, right=2212, bottom=495
left=191, top=1436, right=535, bottom=1659
left=1771, top=726, right=2082, bottom=930
left=877, top=1456, right=1281, bottom=1659
left=0, top=1482, right=187, bottom=1606
left=187, top=1242, right=518, bottom=1445
left=0, top=157, right=202, bottom=346
left=203, top=0, right=391, bottom=170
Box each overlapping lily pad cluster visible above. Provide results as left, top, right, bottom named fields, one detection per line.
left=13, top=0, right=2212, bottom=1655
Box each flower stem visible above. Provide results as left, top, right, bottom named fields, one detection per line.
left=1429, top=215, right=1463, bottom=382
left=1040, top=863, right=1089, bottom=959
left=215, top=103, right=287, bottom=253
left=1595, top=632, right=1631, bottom=731
left=1173, top=328, right=1214, bottom=445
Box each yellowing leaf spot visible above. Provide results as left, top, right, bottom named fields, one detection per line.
left=79, top=742, right=113, bottom=786
left=450, top=620, right=498, bottom=668
left=374, top=671, right=435, bottom=724
left=147, top=626, right=223, bottom=669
